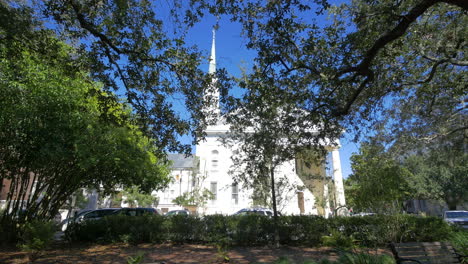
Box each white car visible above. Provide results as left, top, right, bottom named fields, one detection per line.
left=233, top=208, right=281, bottom=216
left=443, top=210, right=468, bottom=229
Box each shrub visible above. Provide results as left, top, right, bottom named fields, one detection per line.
left=122, top=215, right=163, bottom=244
left=202, top=214, right=232, bottom=243
left=231, top=215, right=275, bottom=245
left=337, top=253, right=395, bottom=264
left=279, top=215, right=328, bottom=246
left=406, top=216, right=452, bottom=242
left=322, top=229, right=356, bottom=249
left=18, top=220, right=55, bottom=262
left=66, top=215, right=164, bottom=243
left=66, top=213, right=455, bottom=248
left=449, top=230, right=468, bottom=263
left=329, top=215, right=452, bottom=247
left=0, top=219, right=19, bottom=244
left=66, top=218, right=107, bottom=242
left=165, top=215, right=203, bottom=243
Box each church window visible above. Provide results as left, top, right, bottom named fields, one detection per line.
left=211, top=150, right=219, bottom=171
left=231, top=183, right=239, bottom=205
left=210, top=182, right=217, bottom=200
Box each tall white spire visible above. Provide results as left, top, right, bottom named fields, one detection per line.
left=209, top=28, right=216, bottom=74
left=204, top=28, right=220, bottom=124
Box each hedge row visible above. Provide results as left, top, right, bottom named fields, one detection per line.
left=66, top=214, right=453, bottom=246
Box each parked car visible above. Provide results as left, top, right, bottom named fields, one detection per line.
left=73, top=209, right=93, bottom=219
left=111, top=207, right=159, bottom=216
left=352, top=212, right=377, bottom=217
left=61, top=208, right=118, bottom=231
left=165, top=209, right=190, bottom=216
left=77, top=208, right=119, bottom=222
left=233, top=208, right=281, bottom=216
left=443, top=210, right=468, bottom=229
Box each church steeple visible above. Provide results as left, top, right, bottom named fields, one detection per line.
left=204, top=28, right=220, bottom=123
left=209, top=28, right=216, bottom=74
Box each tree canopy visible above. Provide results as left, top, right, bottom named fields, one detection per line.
left=3, top=0, right=465, bottom=152
left=0, top=11, right=170, bottom=222
left=346, top=142, right=414, bottom=212
left=190, top=0, right=466, bottom=141
left=203, top=0, right=467, bottom=215
left=1, top=0, right=466, bottom=219
left=1, top=0, right=231, bottom=154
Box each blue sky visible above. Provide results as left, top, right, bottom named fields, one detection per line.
left=177, top=12, right=359, bottom=179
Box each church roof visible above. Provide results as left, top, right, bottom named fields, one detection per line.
left=167, top=154, right=195, bottom=169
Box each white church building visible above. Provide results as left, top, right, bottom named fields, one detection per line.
left=156, top=31, right=346, bottom=216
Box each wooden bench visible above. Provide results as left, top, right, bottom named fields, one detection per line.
left=391, top=242, right=466, bottom=264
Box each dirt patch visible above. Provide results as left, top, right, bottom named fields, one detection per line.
left=0, top=243, right=392, bottom=264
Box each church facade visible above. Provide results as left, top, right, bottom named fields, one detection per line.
left=156, top=31, right=346, bottom=216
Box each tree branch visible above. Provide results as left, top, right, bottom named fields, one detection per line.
left=332, top=0, right=467, bottom=117
left=333, top=72, right=374, bottom=117
left=68, top=0, right=177, bottom=70
left=338, top=0, right=442, bottom=77
left=420, top=125, right=468, bottom=142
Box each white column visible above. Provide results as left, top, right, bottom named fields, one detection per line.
left=86, top=189, right=99, bottom=210
left=331, top=148, right=346, bottom=211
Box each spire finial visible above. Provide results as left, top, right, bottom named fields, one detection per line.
left=209, top=27, right=216, bottom=74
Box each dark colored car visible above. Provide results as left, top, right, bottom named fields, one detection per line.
left=79, top=208, right=119, bottom=221
left=61, top=208, right=118, bottom=231
left=73, top=209, right=93, bottom=219
left=111, top=207, right=159, bottom=216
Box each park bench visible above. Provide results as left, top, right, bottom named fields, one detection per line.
left=391, top=242, right=466, bottom=264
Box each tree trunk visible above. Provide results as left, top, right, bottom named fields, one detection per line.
left=448, top=204, right=457, bottom=210
left=270, top=165, right=280, bottom=248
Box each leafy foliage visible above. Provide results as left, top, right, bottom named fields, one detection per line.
left=189, top=0, right=467, bottom=141
left=17, top=220, right=55, bottom=262
left=335, top=253, right=395, bottom=264
left=15, top=0, right=230, bottom=153
left=0, top=7, right=170, bottom=229
left=67, top=214, right=451, bottom=247
left=403, top=146, right=468, bottom=210
left=172, top=189, right=214, bottom=208
left=126, top=251, right=145, bottom=264
left=346, top=142, right=413, bottom=212
left=117, top=186, right=159, bottom=208
left=449, top=230, right=468, bottom=262
left=322, top=229, right=356, bottom=250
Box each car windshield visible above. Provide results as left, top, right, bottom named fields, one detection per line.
left=74, top=210, right=91, bottom=219
left=166, top=211, right=179, bottom=215
left=446, top=211, right=468, bottom=218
